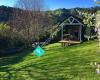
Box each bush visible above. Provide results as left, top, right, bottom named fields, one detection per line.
left=0, top=23, right=11, bottom=49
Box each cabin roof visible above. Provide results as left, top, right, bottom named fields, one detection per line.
left=60, top=16, right=84, bottom=27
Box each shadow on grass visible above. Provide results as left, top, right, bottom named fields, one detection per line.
left=0, top=63, right=74, bottom=80
left=0, top=49, right=32, bottom=69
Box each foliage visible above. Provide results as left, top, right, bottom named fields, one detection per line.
left=95, top=11, right=100, bottom=28
left=95, top=11, right=100, bottom=46
left=82, top=12, right=95, bottom=27
left=0, top=23, right=10, bottom=37
left=0, top=23, right=11, bottom=48
left=0, top=23, right=25, bottom=49
left=48, top=7, right=100, bottom=27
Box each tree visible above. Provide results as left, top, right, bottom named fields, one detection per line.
left=95, top=11, right=100, bottom=46
left=12, top=0, right=51, bottom=47
left=0, top=23, right=11, bottom=48
left=83, top=12, right=95, bottom=27
left=95, top=11, right=100, bottom=27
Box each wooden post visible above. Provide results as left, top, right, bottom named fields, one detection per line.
left=79, top=25, right=82, bottom=42
left=61, top=25, right=64, bottom=40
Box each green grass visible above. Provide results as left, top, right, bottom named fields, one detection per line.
left=0, top=40, right=100, bottom=80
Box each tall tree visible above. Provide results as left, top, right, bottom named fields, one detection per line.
left=12, top=0, right=50, bottom=47
left=95, top=11, right=100, bottom=46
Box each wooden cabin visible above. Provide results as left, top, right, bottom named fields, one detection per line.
left=59, top=16, right=84, bottom=46
left=59, top=16, right=97, bottom=46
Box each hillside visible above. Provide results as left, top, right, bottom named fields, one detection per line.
left=0, top=6, right=14, bottom=23
left=0, top=40, right=100, bottom=80
left=0, top=5, right=100, bottom=24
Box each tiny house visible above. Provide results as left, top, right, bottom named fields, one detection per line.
left=60, top=16, right=84, bottom=44
left=59, top=16, right=97, bottom=46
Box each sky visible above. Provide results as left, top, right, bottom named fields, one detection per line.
left=0, top=0, right=17, bottom=7
left=0, top=0, right=99, bottom=10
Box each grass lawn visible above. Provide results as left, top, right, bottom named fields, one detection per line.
left=0, top=40, right=100, bottom=80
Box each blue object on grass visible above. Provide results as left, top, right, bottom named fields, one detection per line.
left=33, top=46, right=44, bottom=57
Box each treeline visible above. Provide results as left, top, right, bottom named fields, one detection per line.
left=47, top=6, right=100, bottom=25
left=0, top=6, right=100, bottom=25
